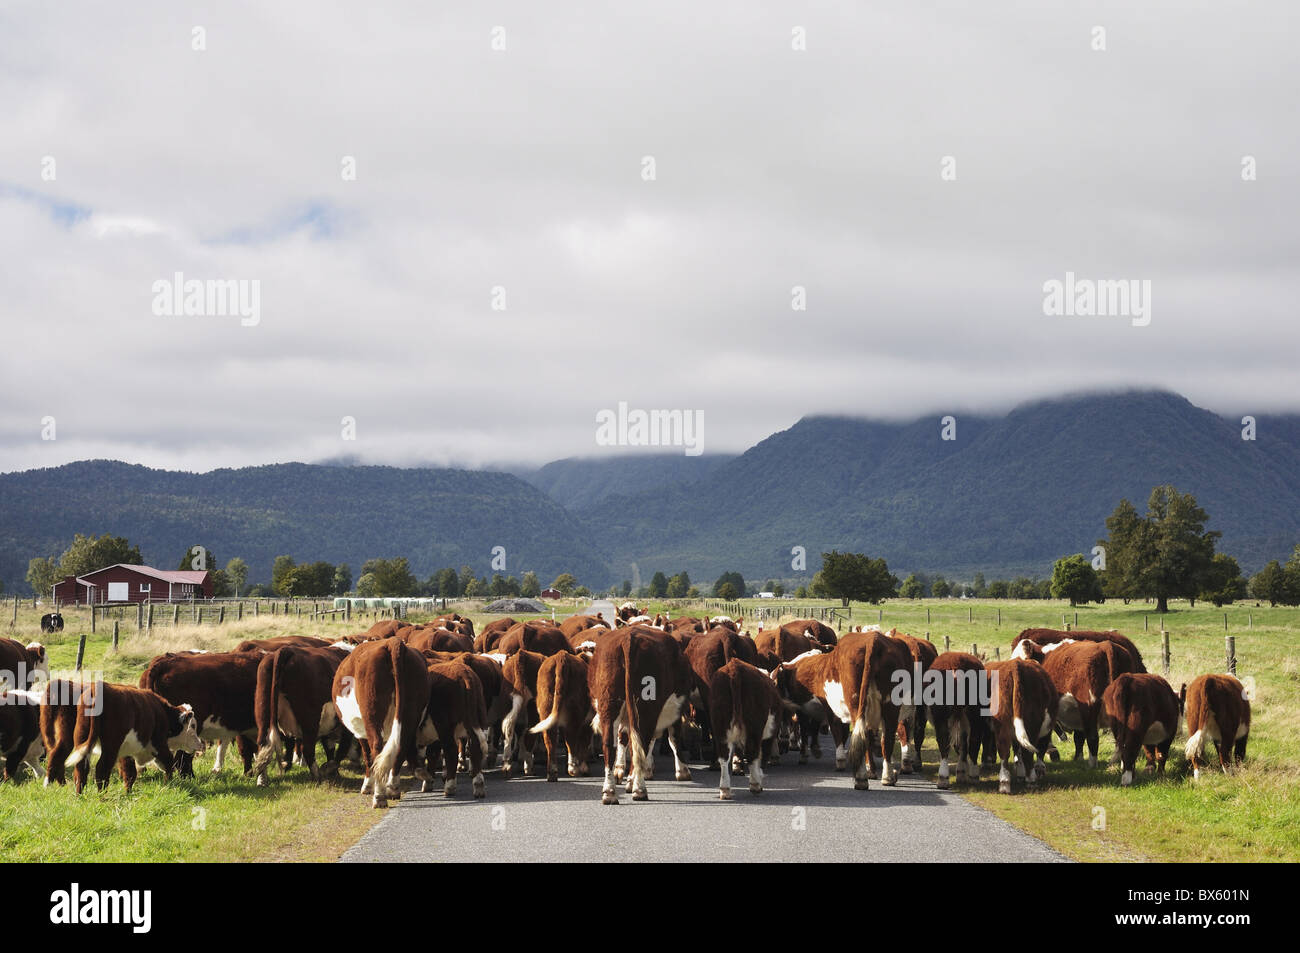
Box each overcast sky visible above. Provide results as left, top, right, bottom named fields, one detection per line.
left=2, top=1, right=1296, bottom=474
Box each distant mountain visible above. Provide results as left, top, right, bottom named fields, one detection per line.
left=0, top=461, right=610, bottom=592
left=579, top=391, right=1300, bottom=584
left=515, top=454, right=737, bottom=510
left=3, top=391, right=1297, bottom=595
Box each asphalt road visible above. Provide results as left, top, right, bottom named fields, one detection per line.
left=340, top=601, right=1066, bottom=863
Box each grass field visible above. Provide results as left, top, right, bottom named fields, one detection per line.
left=3, top=595, right=1296, bottom=862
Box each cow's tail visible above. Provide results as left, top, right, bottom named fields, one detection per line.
left=64, top=686, right=98, bottom=769
left=1184, top=727, right=1206, bottom=762
left=625, top=636, right=647, bottom=773
left=730, top=665, right=744, bottom=742
left=252, top=650, right=284, bottom=773
left=846, top=647, right=874, bottom=772
left=530, top=658, right=562, bottom=735
left=368, top=642, right=406, bottom=793
left=1011, top=668, right=1037, bottom=750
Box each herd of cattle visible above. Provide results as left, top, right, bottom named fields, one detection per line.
left=0, top=603, right=1253, bottom=807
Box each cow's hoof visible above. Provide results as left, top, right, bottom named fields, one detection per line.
left=372, top=796, right=388, bottom=809
left=443, top=782, right=457, bottom=798
left=998, top=781, right=1012, bottom=794
left=812, top=748, right=822, bottom=760
left=748, top=784, right=762, bottom=795
left=321, top=761, right=339, bottom=777
left=473, top=779, right=486, bottom=799
left=882, top=774, right=898, bottom=787
left=421, top=780, right=433, bottom=793
left=675, top=767, right=691, bottom=782
left=255, top=773, right=267, bottom=787
left=719, top=788, right=732, bottom=800
left=835, top=760, right=847, bottom=771
left=632, top=789, right=649, bottom=801
left=901, top=762, right=914, bottom=775
left=1034, top=763, right=1047, bottom=780
left=601, top=791, right=619, bottom=805
left=936, top=776, right=950, bottom=790
left=547, top=772, right=558, bottom=782
left=1047, top=749, right=1060, bottom=763
left=853, top=779, right=870, bottom=790
left=415, top=767, right=433, bottom=782
left=500, top=765, right=513, bottom=778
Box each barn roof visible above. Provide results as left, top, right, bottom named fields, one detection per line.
left=83, top=564, right=209, bottom=584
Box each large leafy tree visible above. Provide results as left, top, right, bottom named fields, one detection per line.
left=225, top=558, right=249, bottom=597
left=271, top=555, right=297, bottom=596
left=930, top=576, right=952, bottom=598
left=26, top=556, right=60, bottom=597
left=59, top=534, right=143, bottom=578
left=333, top=563, right=352, bottom=596
left=899, top=574, right=925, bottom=599
left=819, top=551, right=898, bottom=606
left=362, top=558, right=417, bottom=597
left=1099, top=485, right=1220, bottom=613
left=520, top=571, right=541, bottom=598
left=648, top=572, right=669, bottom=598
left=1050, top=554, right=1103, bottom=606
left=666, top=571, right=691, bottom=598
left=1199, top=554, right=1247, bottom=607
left=551, top=573, right=578, bottom=595
left=712, top=571, right=745, bottom=598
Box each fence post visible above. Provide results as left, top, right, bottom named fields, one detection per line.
left=926, top=607, right=931, bottom=624
left=995, top=646, right=1000, bottom=659
left=173, top=605, right=180, bottom=626
left=1224, top=613, right=1228, bottom=631
left=972, top=643, right=978, bottom=657
left=944, top=634, right=950, bottom=652
left=1162, top=632, right=1171, bottom=676
left=218, top=606, right=225, bottom=624
left=10, top=596, right=16, bottom=627
left=968, top=607, right=972, bottom=623
left=1144, top=614, right=1148, bottom=630
left=1226, top=635, right=1236, bottom=675
left=136, top=603, right=143, bottom=632
left=147, top=603, right=154, bottom=631
left=198, top=608, right=203, bottom=624
left=1074, top=611, right=1078, bottom=627
left=75, top=632, right=87, bottom=671
left=112, top=620, right=119, bottom=651
left=924, top=631, right=931, bottom=641
left=1248, top=612, right=1252, bottom=629
left=997, top=608, right=1001, bottom=626
left=91, top=607, right=96, bottom=634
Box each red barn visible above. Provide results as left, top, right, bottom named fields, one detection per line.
left=51, top=564, right=212, bottom=606
left=539, top=587, right=563, bottom=599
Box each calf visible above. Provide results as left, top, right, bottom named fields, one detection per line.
left=927, top=652, right=987, bottom=788
left=40, top=677, right=92, bottom=786
left=333, top=638, right=431, bottom=808
left=753, top=626, right=820, bottom=671
left=139, top=651, right=261, bottom=776
left=40, top=613, right=64, bottom=634
left=417, top=660, right=489, bottom=798
left=710, top=659, right=783, bottom=799
left=0, top=688, right=44, bottom=781
left=1183, top=674, right=1249, bottom=779
left=774, top=650, right=847, bottom=767
left=529, top=651, right=594, bottom=780
left=1103, top=673, right=1181, bottom=786
left=65, top=682, right=201, bottom=793
left=252, top=645, right=350, bottom=785
left=588, top=626, right=693, bottom=804
left=0, top=638, right=48, bottom=689
left=983, top=659, right=1058, bottom=793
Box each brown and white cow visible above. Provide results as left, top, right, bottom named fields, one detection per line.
left=983, top=659, right=1058, bottom=793
left=927, top=652, right=988, bottom=788
left=40, top=677, right=92, bottom=786
left=234, top=635, right=332, bottom=654
left=497, top=621, right=572, bottom=658
left=685, top=625, right=761, bottom=768
left=884, top=628, right=938, bottom=774
left=404, top=627, right=475, bottom=654
left=333, top=639, right=431, bottom=808
left=499, top=649, right=547, bottom=776
left=0, top=687, right=44, bottom=781
left=139, top=651, right=262, bottom=776
left=1102, top=673, right=1182, bottom=786
left=782, top=618, right=838, bottom=648
left=753, top=626, right=821, bottom=671
left=1036, top=640, right=1119, bottom=768
left=252, top=644, right=351, bottom=785
left=528, top=651, right=595, bottom=780
left=1013, top=628, right=1146, bottom=673
left=615, top=602, right=646, bottom=623
left=1183, top=673, right=1249, bottom=780
left=773, top=650, right=847, bottom=766
left=474, top=617, right=517, bottom=654
left=588, top=625, right=693, bottom=804
left=710, top=659, right=783, bottom=799
left=0, top=638, right=48, bottom=689
left=64, top=682, right=201, bottom=794
left=417, top=660, right=489, bottom=798
left=560, top=613, right=606, bottom=639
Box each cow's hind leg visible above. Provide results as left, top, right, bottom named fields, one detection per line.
left=600, top=713, right=620, bottom=805
left=118, top=757, right=138, bottom=793
left=667, top=719, right=691, bottom=781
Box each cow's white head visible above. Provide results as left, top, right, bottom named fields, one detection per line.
left=170, top=703, right=203, bottom=754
